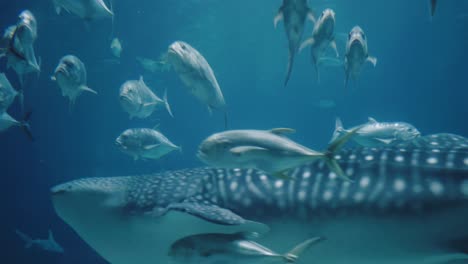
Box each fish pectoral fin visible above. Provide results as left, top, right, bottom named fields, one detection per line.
left=50, top=76, right=56, bottom=81
left=142, top=102, right=158, bottom=107
left=368, top=117, right=378, bottom=124
left=299, top=38, right=315, bottom=53
left=273, top=10, right=284, bottom=29
left=330, top=40, right=339, bottom=57
left=144, top=144, right=160, bottom=150
left=80, top=85, right=98, bottom=95
left=367, top=56, right=377, bottom=67
left=167, top=199, right=247, bottom=225
left=269, top=128, right=296, bottom=135
left=229, top=146, right=268, bottom=157
left=307, top=10, right=316, bottom=23
left=375, top=138, right=394, bottom=145
left=284, top=237, right=325, bottom=263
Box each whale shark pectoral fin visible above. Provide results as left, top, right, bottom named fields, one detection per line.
left=274, top=10, right=283, bottom=29
left=167, top=200, right=246, bottom=226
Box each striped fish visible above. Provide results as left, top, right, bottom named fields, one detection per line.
left=51, top=134, right=468, bottom=264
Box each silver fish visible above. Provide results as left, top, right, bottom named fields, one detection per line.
left=53, top=0, right=113, bottom=20
left=0, top=11, right=40, bottom=86
left=197, top=128, right=358, bottom=181
left=51, top=55, right=97, bottom=106
left=333, top=117, right=421, bottom=147
left=110, top=38, right=122, bottom=58
left=15, top=229, right=64, bottom=254
left=274, top=0, right=315, bottom=86
left=119, top=76, right=173, bottom=119
left=0, top=73, right=19, bottom=112
left=167, top=41, right=227, bottom=126
left=169, top=233, right=324, bottom=264
left=115, top=128, right=180, bottom=161
left=299, top=8, right=338, bottom=82
left=51, top=133, right=468, bottom=264
left=344, top=26, right=377, bottom=88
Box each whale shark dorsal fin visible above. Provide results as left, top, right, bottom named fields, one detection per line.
left=368, top=117, right=378, bottom=124
left=167, top=199, right=247, bottom=225
left=269, top=128, right=296, bottom=135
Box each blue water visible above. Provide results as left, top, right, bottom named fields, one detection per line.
left=1, top=0, right=467, bottom=263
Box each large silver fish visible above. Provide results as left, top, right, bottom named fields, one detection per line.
left=15, top=230, right=64, bottom=254
left=299, top=8, right=338, bottom=82
left=167, top=41, right=227, bottom=126
left=344, top=26, right=377, bottom=88
left=51, top=55, right=97, bottom=106
left=115, top=128, right=180, bottom=161
left=119, top=76, right=173, bottom=119
left=53, top=0, right=113, bottom=20
left=169, top=233, right=324, bottom=264
left=274, top=0, right=315, bottom=86
left=0, top=11, right=40, bottom=86
left=51, top=133, right=468, bottom=264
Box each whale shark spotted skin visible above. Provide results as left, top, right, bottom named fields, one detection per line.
left=51, top=134, right=468, bottom=264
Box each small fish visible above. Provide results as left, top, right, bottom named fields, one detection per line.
left=0, top=111, right=34, bottom=141
left=0, top=73, right=20, bottom=112
left=344, top=26, right=377, bottom=88
left=332, top=117, right=421, bottom=147
left=299, top=8, right=338, bottom=82
left=0, top=11, right=40, bottom=86
left=110, top=38, right=122, bottom=58
left=51, top=55, right=97, bottom=107
left=169, top=233, right=324, bottom=264
left=274, top=0, right=316, bottom=86
left=15, top=229, right=64, bottom=254
left=431, top=0, right=437, bottom=17
left=136, top=56, right=171, bottom=73
left=167, top=41, right=227, bottom=127
left=53, top=0, right=113, bottom=20
left=197, top=127, right=358, bottom=181
left=119, top=76, right=173, bottom=119
left=115, top=128, right=180, bottom=161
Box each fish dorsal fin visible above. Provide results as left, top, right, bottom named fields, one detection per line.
left=368, top=117, right=378, bottom=124
left=229, top=146, right=268, bottom=157
left=144, top=144, right=160, bottom=150
left=139, top=76, right=146, bottom=86
left=269, top=128, right=296, bottom=135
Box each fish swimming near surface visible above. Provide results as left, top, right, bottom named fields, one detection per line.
left=299, top=8, right=338, bottom=82
left=110, top=38, right=122, bottom=58
left=52, top=0, right=113, bottom=20
left=344, top=26, right=377, bottom=88
left=119, top=76, right=173, bottom=119
left=115, top=128, right=180, bottom=161
left=0, top=73, right=21, bottom=112
left=197, top=128, right=358, bottom=181
left=0, top=111, right=33, bottom=141
left=51, top=133, right=468, bottom=264
left=274, top=0, right=316, bottom=87
left=333, top=117, right=421, bottom=147
left=15, top=229, right=64, bottom=253
left=166, top=41, right=227, bottom=127
left=169, top=232, right=324, bottom=264
left=0, top=10, right=41, bottom=86
left=51, top=55, right=97, bottom=107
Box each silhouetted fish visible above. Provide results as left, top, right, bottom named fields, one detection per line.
left=51, top=134, right=468, bottom=264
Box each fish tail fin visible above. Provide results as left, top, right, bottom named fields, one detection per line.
left=284, top=52, right=295, bottom=87
left=324, top=126, right=361, bottom=182
left=20, top=111, right=34, bottom=142
left=15, top=229, right=33, bottom=248
left=331, top=117, right=345, bottom=142
left=283, top=237, right=325, bottom=263
left=163, top=88, right=174, bottom=117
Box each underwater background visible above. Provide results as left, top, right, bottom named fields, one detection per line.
left=1, top=0, right=467, bottom=263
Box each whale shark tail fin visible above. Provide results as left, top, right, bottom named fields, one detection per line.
left=283, top=237, right=325, bottom=263
left=15, top=229, right=33, bottom=249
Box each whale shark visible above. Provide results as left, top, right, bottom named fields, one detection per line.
left=51, top=133, right=468, bottom=264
